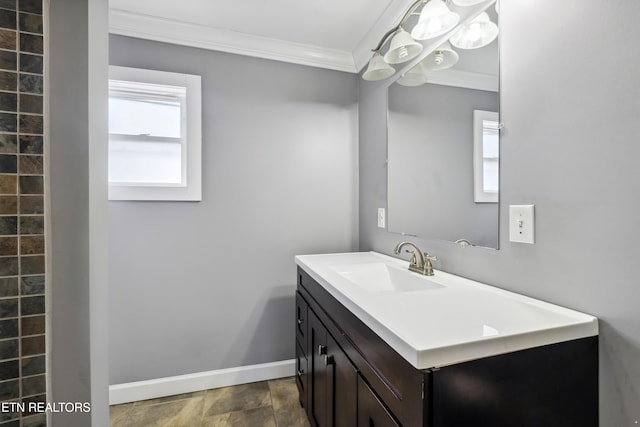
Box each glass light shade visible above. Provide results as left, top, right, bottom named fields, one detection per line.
left=495, top=0, right=499, bottom=14
left=384, top=29, right=423, bottom=64
left=452, top=0, right=486, bottom=5
left=362, top=52, right=396, bottom=81
left=420, top=41, right=459, bottom=71
left=411, top=0, right=460, bottom=40
left=397, top=64, right=428, bottom=86
left=449, top=12, right=498, bottom=49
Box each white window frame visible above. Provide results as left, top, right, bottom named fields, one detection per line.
left=108, top=66, right=202, bottom=201
left=473, top=110, right=499, bottom=203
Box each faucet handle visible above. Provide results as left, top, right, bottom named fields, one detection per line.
left=422, top=253, right=436, bottom=276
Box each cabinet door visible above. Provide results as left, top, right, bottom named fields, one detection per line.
left=295, top=342, right=308, bottom=409
left=326, top=334, right=357, bottom=427
left=309, top=310, right=328, bottom=427
left=358, top=375, right=400, bottom=427
left=295, top=291, right=308, bottom=351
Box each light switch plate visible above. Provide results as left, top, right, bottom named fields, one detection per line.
left=377, top=208, right=386, bottom=229
left=509, top=205, right=535, bottom=244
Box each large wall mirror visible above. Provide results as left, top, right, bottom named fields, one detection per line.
left=387, top=2, right=500, bottom=249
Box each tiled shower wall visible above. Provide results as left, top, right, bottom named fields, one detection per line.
left=0, top=0, right=46, bottom=426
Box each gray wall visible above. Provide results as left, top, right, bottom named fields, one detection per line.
left=49, top=0, right=110, bottom=425
left=388, top=83, right=499, bottom=247
left=108, top=35, right=358, bottom=384
left=359, top=0, right=640, bottom=424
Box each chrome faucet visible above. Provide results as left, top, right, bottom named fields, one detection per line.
left=393, top=242, right=437, bottom=276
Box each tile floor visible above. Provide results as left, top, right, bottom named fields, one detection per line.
left=109, top=377, right=311, bottom=427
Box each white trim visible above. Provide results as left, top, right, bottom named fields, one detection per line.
left=108, top=66, right=202, bottom=201
left=109, top=359, right=295, bottom=405
left=109, top=9, right=357, bottom=73
left=473, top=110, right=500, bottom=203
left=424, top=69, right=499, bottom=92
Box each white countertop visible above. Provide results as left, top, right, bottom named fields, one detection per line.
left=295, top=251, right=598, bottom=369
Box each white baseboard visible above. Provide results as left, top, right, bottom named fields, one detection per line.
left=109, top=359, right=295, bottom=405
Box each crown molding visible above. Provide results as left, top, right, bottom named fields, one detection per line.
left=424, top=69, right=498, bottom=92
left=109, top=9, right=358, bottom=73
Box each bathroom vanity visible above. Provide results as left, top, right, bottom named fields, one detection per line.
left=294, top=252, right=598, bottom=427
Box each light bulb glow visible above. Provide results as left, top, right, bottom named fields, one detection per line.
left=434, top=51, right=444, bottom=65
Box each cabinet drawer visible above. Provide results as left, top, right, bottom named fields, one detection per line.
left=295, top=342, right=308, bottom=408
left=358, top=375, right=400, bottom=427
left=295, top=291, right=308, bottom=351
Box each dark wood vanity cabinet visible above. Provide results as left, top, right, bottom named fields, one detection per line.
left=295, top=267, right=598, bottom=427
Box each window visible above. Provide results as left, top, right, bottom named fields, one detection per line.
left=473, top=110, right=500, bottom=203
left=108, top=66, right=202, bottom=201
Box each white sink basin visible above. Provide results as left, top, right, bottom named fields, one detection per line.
left=295, top=251, right=599, bottom=369
left=330, top=263, right=444, bottom=293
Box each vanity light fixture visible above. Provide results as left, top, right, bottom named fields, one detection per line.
left=449, top=12, right=498, bottom=49
left=451, top=0, right=486, bottom=6
left=420, top=41, right=459, bottom=70
left=397, top=62, right=429, bottom=86
left=361, top=0, right=497, bottom=82
left=384, top=27, right=424, bottom=64
left=411, top=0, right=460, bottom=40
left=362, top=52, right=396, bottom=81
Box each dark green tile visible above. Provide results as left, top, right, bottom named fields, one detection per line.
left=0, top=133, right=16, bottom=153
left=18, top=53, right=40, bottom=74
left=21, top=334, right=44, bottom=356
left=0, top=154, right=16, bottom=172
left=0, top=256, right=18, bottom=275
left=18, top=12, right=40, bottom=34
left=20, top=255, right=43, bottom=274
left=21, top=295, right=45, bottom=315
left=0, top=338, right=18, bottom=358
left=0, top=8, right=15, bottom=30
left=0, top=50, right=16, bottom=71
left=19, top=135, right=41, bottom=153
left=0, top=0, right=16, bottom=10
left=20, top=275, right=43, bottom=294
left=0, top=378, right=18, bottom=400
left=22, top=373, right=45, bottom=396
left=0, top=359, right=18, bottom=380
left=22, top=413, right=47, bottom=427
left=0, top=277, right=17, bottom=296
left=18, top=175, right=42, bottom=194
left=18, top=0, right=41, bottom=15
left=0, top=297, right=18, bottom=317
left=0, top=318, right=17, bottom=339
left=19, top=195, right=41, bottom=214
left=0, top=419, right=20, bottom=427
left=19, top=93, right=41, bottom=113
left=18, top=73, right=41, bottom=94
left=0, top=215, right=17, bottom=234
left=21, top=355, right=44, bottom=376
left=18, top=32, right=41, bottom=54
left=19, top=216, right=42, bottom=234
left=0, top=92, right=16, bottom=112
left=21, top=393, right=45, bottom=415
left=0, top=112, right=16, bottom=132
